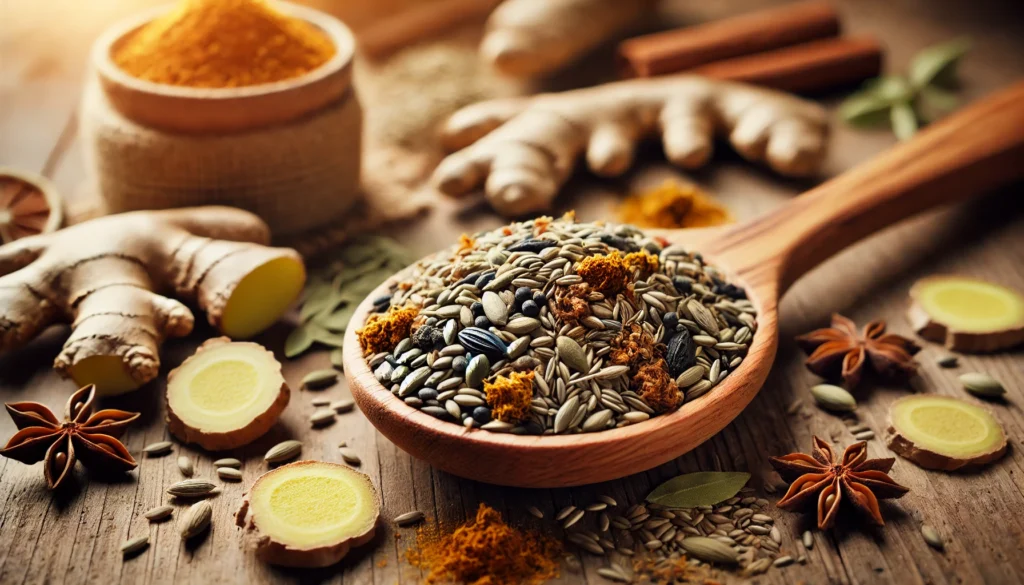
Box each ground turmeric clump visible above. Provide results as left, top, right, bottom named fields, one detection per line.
left=113, top=0, right=336, bottom=88
left=609, top=324, right=660, bottom=368
left=576, top=251, right=658, bottom=296
left=617, top=180, right=732, bottom=229
left=484, top=371, right=535, bottom=423
left=551, top=284, right=590, bottom=323
left=457, top=233, right=476, bottom=254
left=408, top=503, right=561, bottom=585
left=634, top=359, right=682, bottom=413
left=357, top=306, right=419, bottom=355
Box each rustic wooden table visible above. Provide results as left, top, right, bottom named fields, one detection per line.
left=2, top=1, right=1023, bottom=584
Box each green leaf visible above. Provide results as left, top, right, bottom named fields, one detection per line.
left=870, top=75, right=915, bottom=103
left=646, top=472, right=751, bottom=508
left=285, top=323, right=316, bottom=358
left=890, top=102, right=919, bottom=141
left=909, top=37, right=970, bottom=89
left=312, top=327, right=346, bottom=349
left=319, top=304, right=357, bottom=332
left=916, top=85, right=960, bottom=123
left=839, top=91, right=892, bottom=127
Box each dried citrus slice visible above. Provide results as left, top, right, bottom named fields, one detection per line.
left=236, top=461, right=379, bottom=567
left=0, top=168, right=63, bottom=244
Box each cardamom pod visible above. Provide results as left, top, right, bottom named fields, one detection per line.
left=166, top=479, right=216, bottom=498
left=120, top=535, right=150, bottom=556
left=302, top=369, right=338, bottom=389
left=810, top=384, right=858, bottom=412
left=265, top=440, right=302, bottom=464
left=179, top=500, right=213, bottom=539
left=959, top=372, right=1005, bottom=398
left=144, top=505, right=174, bottom=522
left=679, top=536, right=739, bottom=564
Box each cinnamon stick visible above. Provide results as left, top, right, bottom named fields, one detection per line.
left=618, top=0, right=840, bottom=78
left=691, top=36, right=884, bottom=93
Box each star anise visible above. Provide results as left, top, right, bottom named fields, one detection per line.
left=0, top=385, right=139, bottom=489
left=796, top=314, right=920, bottom=387
left=770, top=436, right=909, bottom=530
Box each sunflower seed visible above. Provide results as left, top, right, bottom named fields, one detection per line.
left=179, top=500, right=212, bottom=539
left=527, top=506, right=544, bottom=519
left=854, top=430, right=875, bottom=441
left=144, top=505, right=174, bottom=522
left=773, top=555, right=794, bottom=567
left=482, top=291, right=509, bottom=326
left=143, top=441, right=172, bottom=456
left=166, top=479, right=216, bottom=498
left=679, top=537, right=739, bottom=564
left=556, top=336, right=589, bottom=372
left=466, top=355, right=490, bottom=388
left=959, top=372, right=1006, bottom=398
left=120, top=535, right=149, bottom=556
left=302, top=369, right=338, bottom=389
left=921, top=525, right=944, bottom=550
left=217, top=467, right=242, bottom=481
left=936, top=355, right=959, bottom=368
left=597, top=567, right=630, bottom=582
left=803, top=530, right=813, bottom=549
left=563, top=509, right=586, bottom=529
left=265, top=440, right=302, bottom=464
left=310, top=409, right=336, bottom=427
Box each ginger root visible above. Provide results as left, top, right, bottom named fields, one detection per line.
left=432, top=75, right=828, bottom=216
left=480, top=0, right=653, bottom=78
left=0, top=207, right=305, bottom=395
left=166, top=337, right=290, bottom=450
left=886, top=395, right=1007, bottom=471
left=908, top=276, right=1024, bottom=352
left=236, top=461, right=380, bottom=568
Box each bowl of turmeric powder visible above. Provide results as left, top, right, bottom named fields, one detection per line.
left=91, top=0, right=355, bottom=134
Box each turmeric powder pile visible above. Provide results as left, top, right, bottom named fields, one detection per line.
left=113, top=0, right=336, bottom=88
left=576, top=250, right=659, bottom=296
left=484, top=371, right=535, bottom=424
left=408, top=503, right=561, bottom=585
left=357, top=307, right=419, bottom=355
left=617, top=180, right=732, bottom=229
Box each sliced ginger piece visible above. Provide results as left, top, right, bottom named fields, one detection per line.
left=167, top=337, right=289, bottom=450
left=236, top=461, right=380, bottom=568
left=908, top=276, right=1024, bottom=352
left=886, top=395, right=1007, bottom=471
left=0, top=206, right=305, bottom=395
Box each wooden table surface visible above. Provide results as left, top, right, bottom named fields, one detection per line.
left=2, top=1, right=1024, bottom=584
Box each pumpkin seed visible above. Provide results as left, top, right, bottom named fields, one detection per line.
left=466, top=354, right=490, bottom=388
left=959, top=372, right=1005, bottom=398
left=310, top=409, right=336, bottom=427
left=120, top=535, right=149, bottom=556
left=176, top=455, right=194, bottom=477
left=340, top=448, right=361, bottom=465
left=556, top=336, right=588, bottom=372
left=214, top=458, right=241, bottom=469
left=810, top=384, right=858, bottom=412
left=265, top=440, right=302, bottom=464
left=143, top=441, right=172, bottom=456
left=179, top=500, right=212, bottom=539
left=144, top=505, right=174, bottom=522
left=331, top=399, right=355, bottom=413
left=167, top=479, right=216, bottom=498
left=302, top=369, right=338, bottom=389
left=217, top=467, right=243, bottom=481
left=482, top=291, right=508, bottom=326
left=921, top=525, right=944, bottom=550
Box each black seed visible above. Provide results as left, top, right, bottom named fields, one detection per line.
left=475, top=271, right=496, bottom=289
left=371, top=294, right=392, bottom=312
left=471, top=301, right=485, bottom=317
left=714, top=283, right=747, bottom=300
left=418, top=388, right=438, bottom=401
left=452, top=356, right=468, bottom=374
left=666, top=329, right=697, bottom=377
left=663, top=312, right=678, bottom=331
left=474, top=316, right=491, bottom=328
left=672, top=277, right=692, bottom=294
left=515, top=287, right=532, bottom=305
left=472, top=406, right=491, bottom=424
left=507, top=239, right=555, bottom=253
left=412, top=325, right=443, bottom=350
left=599, top=234, right=640, bottom=252
left=521, top=300, right=540, bottom=317
left=532, top=291, right=546, bottom=306
left=458, top=327, right=508, bottom=358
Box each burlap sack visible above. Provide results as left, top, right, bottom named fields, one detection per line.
left=79, top=74, right=362, bottom=236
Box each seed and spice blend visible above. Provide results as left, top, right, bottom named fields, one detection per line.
left=357, top=215, right=756, bottom=434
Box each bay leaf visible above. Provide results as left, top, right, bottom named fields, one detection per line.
left=319, top=304, right=356, bottom=331
left=298, top=280, right=335, bottom=322
left=312, top=328, right=346, bottom=349
left=890, top=102, right=919, bottom=141
left=909, top=37, right=970, bottom=89
left=285, top=324, right=315, bottom=358
left=839, top=91, right=892, bottom=127
left=646, top=471, right=750, bottom=508
left=916, top=85, right=960, bottom=123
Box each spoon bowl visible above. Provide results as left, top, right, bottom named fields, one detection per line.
left=344, top=82, right=1024, bottom=487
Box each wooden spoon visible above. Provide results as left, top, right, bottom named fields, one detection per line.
left=344, top=81, right=1024, bottom=488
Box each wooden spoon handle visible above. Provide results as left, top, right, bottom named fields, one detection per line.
left=711, top=80, right=1024, bottom=296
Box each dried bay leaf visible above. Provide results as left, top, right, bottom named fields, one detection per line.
left=646, top=471, right=750, bottom=508
left=285, top=323, right=316, bottom=358
left=891, top=102, right=919, bottom=141
left=909, top=37, right=970, bottom=88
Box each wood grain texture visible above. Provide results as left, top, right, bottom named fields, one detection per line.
left=1, top=0, right=1024, bottom=583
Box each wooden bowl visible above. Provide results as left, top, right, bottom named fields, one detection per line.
left=91, top=2, right=355, bottom=134
left=344, top=82, right=1024, bottom=488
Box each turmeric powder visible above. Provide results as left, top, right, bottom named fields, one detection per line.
left=484, top=371, right=535, bottom=423
left=113, top=0, right=336, bottom=88
left=357, top=306, right=419, bottom=355
left=576, top=250, right=658, bottom=296
left=408, top=503, right=561, bottom=585
left=618, top=180, right=732, bottom=229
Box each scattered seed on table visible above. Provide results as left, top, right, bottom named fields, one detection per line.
left=331, top=399, right=355, bottom=413
left=563, top=509, right=586, bottom=529
left=527, top=506, right=544, bottom=519
left=854, top=430, right=875, bottom=441
left=302, top=369, right=338, bottom=389
left=921, top=525, right=944, bottom=550
left=143, top=441, right=172, bottom=456
left=394, top=511, right=425, bottom=527
left=144, top=505, right=174, bottom=522
left=556, top=505, right=576, bottom=521
left=120, top=535, right=149, bottom=557
left=802, top=530, right=813, bottom=549
left=176, top=455, right=194, bottom=477
left=214, top=458, right=241, bottom=469
left=773, top=555, right=794, bottom=567
left=936, top=355, right=959, bottom=368
left=311, top=398, right=331, bottom=407
left=340, top=448, right=361, bottom=466
left=265, top=440, right=302, bottom=464
left=217, top=467, right=243, bottom=481
left=310, top=409, right=336, bottom=427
